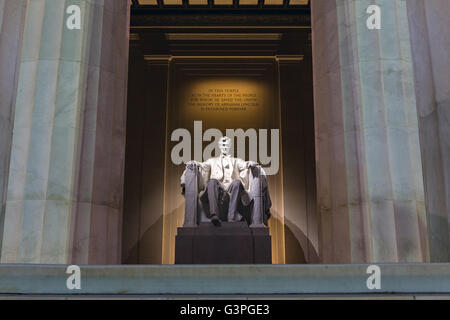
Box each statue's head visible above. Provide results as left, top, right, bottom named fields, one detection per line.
left=218, top=136, right=231, bottom=156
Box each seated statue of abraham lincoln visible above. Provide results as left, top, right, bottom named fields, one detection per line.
left=180, top=136, right=271, bottom=227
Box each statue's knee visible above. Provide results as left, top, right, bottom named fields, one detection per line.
left=231, top=180, right=241, bottom=186
left=230, top=180, right=243, bottom=190
left=207, top=179, right=220, bottom=188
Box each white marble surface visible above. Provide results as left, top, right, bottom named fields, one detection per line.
left=0, top=0, right=130, bottom=264
left=312, top=0, right=428, bottom=263
left=1, top=263, right=450, bottom=295
left=0, top=0, right=27, bottom=258
left=407, top=0, right=450, bottom=261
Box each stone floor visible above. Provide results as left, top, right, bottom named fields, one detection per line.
left=1, top=263, right=450, bottom=297
left=1, top=294, right=450, bottom=300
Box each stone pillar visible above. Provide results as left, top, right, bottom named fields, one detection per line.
left=311, top=0, right=428, bottom=263
left=406, top=0, right=450, bottom=261
left=0, top=0, right=130, bottom=264
left=0, top=0, right=28, bottom=257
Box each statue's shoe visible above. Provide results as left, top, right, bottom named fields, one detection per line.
left=211, top=215, right=221, bottom=227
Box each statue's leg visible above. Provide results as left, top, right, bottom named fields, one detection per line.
left=206, top=179, right=221, bottom=226
left=218, top=189, right=229, bottom=222
left=227, top=180, right=244, bottom=222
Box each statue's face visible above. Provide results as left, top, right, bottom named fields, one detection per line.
left=218, top=138, right=231, bottom=155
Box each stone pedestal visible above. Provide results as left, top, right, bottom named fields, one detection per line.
left=175, top=222, right=271, bottom=264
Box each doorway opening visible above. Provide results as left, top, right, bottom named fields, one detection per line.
left=122, top=6, right=317, bottom=264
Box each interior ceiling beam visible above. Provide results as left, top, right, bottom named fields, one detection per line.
left=133, top=0, right=309, bottom=7
left=165, top=33, right=283, bottom=40
left=130, top=0, right=311, bottom=27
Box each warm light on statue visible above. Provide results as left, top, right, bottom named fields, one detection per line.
left=180, top=136, right=271, bottom=228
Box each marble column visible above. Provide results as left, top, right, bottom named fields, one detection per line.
left=311, top=0, right=428, bottom=263
left=406, top=0, right=450, bottom=261
left=0, top=0, right=130, bottom=264
left=0, top=0, right=28, bottom=257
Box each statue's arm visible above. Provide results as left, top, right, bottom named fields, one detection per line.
left=181, top=161, right=201, bottom=194
left=186, top=159, right=210, bottom=171
left=182, top=159, right=211, bottom=192
left=199, top=159, right=211, bottom=188
left=246, top=160, right=259, bottom=168
left=237, top=158, right=259, bottom=171
left=189, top=160, right=210, bottom=181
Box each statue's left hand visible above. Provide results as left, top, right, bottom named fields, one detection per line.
left=246, top=161, right=258, bottom=168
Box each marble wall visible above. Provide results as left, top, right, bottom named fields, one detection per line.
left=0, top=0, right=28, bottom=259
left=406, top=0, right=450, bottom=261
left=122, top=53, right=167, bottom=264
left=0, top=0, right=130, bottom=264
left=311, top=0, right=428, bottom=263
left=279, top=57, right=319, bottom=263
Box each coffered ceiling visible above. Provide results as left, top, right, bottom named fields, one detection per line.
left=131, top=0, right=309, bottom=8
left=129, top=0, right=311, bottom=58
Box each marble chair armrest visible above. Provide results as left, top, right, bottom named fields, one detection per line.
left=248, top=165, right=267, bottom=227
left=182, top=163, right=201, bottom=227
left=248, top=165, right=264, bottom=196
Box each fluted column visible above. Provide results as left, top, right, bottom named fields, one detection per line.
left=0, top=0, right=28, bottom=257
left=0, top=0, right=130, bottom=264
left=407, top=0, right=450, bottom=261
left=312, top=0, right=428, bottom=263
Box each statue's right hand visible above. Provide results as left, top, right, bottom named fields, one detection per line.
left=186, top=160, right=201, bottom=169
